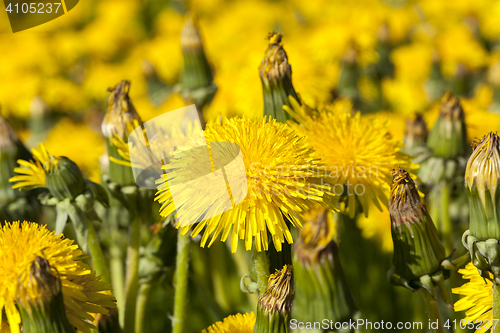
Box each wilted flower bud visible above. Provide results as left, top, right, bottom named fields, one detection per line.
left=426, top=92, right=467, bottom=159
left=259, top=32, right=298, bottom=123
left=389, top=167, right=451, bottom=303
left=102, top=80, right=143, bottom=185
left=17, top=256, right=75, bottom=333
left=293, top=207, right=357, bottom=324
left=102, top=80, right=143, bottom=140
left=390, top=167, right=446, bottom=279
left=254, top=265, right=294, bottom=333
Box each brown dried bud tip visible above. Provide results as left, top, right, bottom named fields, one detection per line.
left=17, top=256, right=60, bottom=309
left=259, top=32, right=292, bottom=85
left=389, top=167, right=424, bottom=231
left=102, top=80, right=142, bottom=139
left=439, top=91, right=464, bottom=121
left=404, top=113, right=428, bottom=143
left=260, top=265, right=294, bottom=316
left=181, top=16, right=203, bottom=52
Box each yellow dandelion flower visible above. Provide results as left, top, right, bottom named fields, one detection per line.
left=286, top=98, right=415, bottom=218
left=0, top=221, right=116, bottom=333
left=9, top=144, right=51, bottom=190
left=156, top=117, right=331, bottom=252
left=202, top=312, right=256, bottom=333
left=453, top=262, right=493, bottom=332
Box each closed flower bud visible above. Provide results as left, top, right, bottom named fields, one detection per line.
left=254, top=265, right=294, bottom=333
left=179, top=16, right=217, bottom=120
left=462, top=133, right=500, bottom=278
left=102, top=80, right=143, bottom=185
left=46, top=156, right=86, bottom=201
left=403, top=113, right=428, bottom=154
left=259, top=32, right=298, bottom=123
left=390, top=167, right=446, bottom=280
left=102, top=80, right=142, bottom=140
left=293, top=207, right=357, bottom=324
left=426, top=92, right=468, bottom=159
left=466, top=132, right=500, bottom=240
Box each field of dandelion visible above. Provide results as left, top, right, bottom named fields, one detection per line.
left=2, top=0, right=500, bottom=332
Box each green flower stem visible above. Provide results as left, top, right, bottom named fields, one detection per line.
left=493, top=285, right=500, bottom=333
left=110, top=233, right=125, bottom=316
left=253, top=248, right=270, bottom=296
left=420, top=289, right=444, bottom=333
left=123, top=217, right=141, bottom=333
left=440, top=182, right=453, bottom=253
left=173, top=232, right=191, bottom=333
left=87, top=220, right=110, bottom=283
left=135, top=282, right=152, bottom=333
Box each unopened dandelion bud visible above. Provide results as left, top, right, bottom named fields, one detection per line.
left=17, top=256, right=75, bottom=333
left=45, top=157, right=86, bottom=201
left=465, top=133, right=500, bottom=240
left=102, top=80, right=143, bottom=185
left=102, top=80, right=142, bottom=140
left=259, top=32, right=298, bottom=123
left=403, top=113, right=428, bottom=153
left=254, top=265, right=294, bottom=333
left=462, top=133, right=500, bottom=278
left=426, top=92, right=468, bottom=159
left=389, top=167, right=452, bottom=304
left=293, top=207, right=357, bottom=323
left=390, top=167, right=446, bottom=280
left=179, top=16, right=217, bottom=116
left=142, top=60, right=171, bottom=107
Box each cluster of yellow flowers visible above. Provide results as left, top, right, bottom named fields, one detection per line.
left=4, top=0, right=500, bottom=332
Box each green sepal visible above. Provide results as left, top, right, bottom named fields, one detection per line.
left=253, top=305, right=290, bottom=333
left=463, top=230, right=500, bottom=278
left=391, top=210, right=446, bottom=280
left=261, top=78, right=298, bottom=123
left=45, top=157, right=86, bottom=201
left=426, top=110, right=467, bottom=158
left=107, top=139, right=137, bottom=186
left=467, top=179, right=500, bottom=240
left=292, top=242, right=357, bottom=324
left=180, top=46, right=213, bottom=90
